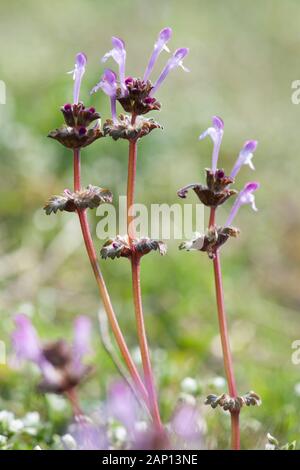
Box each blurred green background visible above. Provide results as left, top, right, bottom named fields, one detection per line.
left=0, top=0, right=300, bottom=449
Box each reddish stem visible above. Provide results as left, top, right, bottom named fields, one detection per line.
left=73, top=149, right=149, bottom=406
left=127, top=140, right=137, bottom=244
left=209, top=207, right=240, bottom=450
left=65, top=388, right=83, bottom=419
left=131, top=255, right=163, bottom=430
left=127, top=135, right=163, bottom=431
left=73, top=148, right=81, bottom=192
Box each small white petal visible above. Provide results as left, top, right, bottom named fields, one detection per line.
left=101, top=51, right=113, bottom=63
left=0, top=435, right=8, bottom=445
left=179, top=61, right=190, bottom=72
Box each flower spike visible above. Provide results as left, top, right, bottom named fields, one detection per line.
left=143, top=27, right=172, bottom=82
left=68, top=52, right=87, bottom=105
left=230, top=140, right=258, bottom=179
left=102, top=37, right=127, bottom=95
left=199, top=116, right=224, bottom=173
left=91, top=69, right=118, bottom=123
left=150, top=47, right=189, bottom=96
left=226, top=181, right=260, bottom=226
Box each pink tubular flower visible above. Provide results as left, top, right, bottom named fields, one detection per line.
left=91, top=69, right=118, bottom=123
left=102, top=37, right=127, bottom=95
left=199, top=116, right=224, bottom=173
left=230, top=140, right=258, bottom=179
left=150, top=47, right=190, bottom=96
left=68, top=52, right=87, bottom=104
left=226, top=181, right=260, bottom=226
left=143, top=27, right=172, bottom=82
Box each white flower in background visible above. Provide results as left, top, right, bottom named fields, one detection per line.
left=212, top=376, right=226, bottom=389
left=9, top=419, right=24, bottom=433
left=0, top=411, right=14, bottom=426
left=23, top=411, right=40, bottom=427
left=62, top=433, right=77, bottom=450
left=0, top=435, right=7, bottom=446
left=181, top=377, right=198, bottom=394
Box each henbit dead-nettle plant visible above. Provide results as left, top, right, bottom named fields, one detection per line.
left=46, top=52, right=150, bottom=415
left=91, top=29, right=189, bottom=432
left=44, top=29, right=189, bottom=434
left=32, top=30, right=261, bottom=449
left=178, top=116, right=262, bottom=449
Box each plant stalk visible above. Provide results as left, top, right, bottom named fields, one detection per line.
left=65, top=388, right=83, bottom=419
left=73, top=148, right=149, bottom=406
left=209, top=207, right=240, bottom=450
left=126, top=135, right=163, bottom=431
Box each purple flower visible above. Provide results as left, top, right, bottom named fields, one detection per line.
left=102, top=37, right=127, bottom=95
left=143, top=27, right=172, bottom=82
left=12, top=314, right=61, bottom=388
left=91, top=69, right=118, bottom=123
left=70, top=421, right=108, bottom=450
left=12, top=314, right=42, bottom=364
left=150, top=47, right=190, bottom=96
left=106, top=380, right=137, bottom=432
left=226, top=181, right=260, bottom=226
left=68, top=52, right=87, bottom=105
left=171, top=404, right=203, bottom=447
left=199, top=116, right=224, bottom=173
left=11, top=314, right=92, bottom=394
left=73, top=315, right=92, bottom=369
left=230, top=140, right=258, bottom=179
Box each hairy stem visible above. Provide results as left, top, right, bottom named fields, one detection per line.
left=127, top=135, right=163, bottom=430
left=73, top=149, right=149, bottom=406
left=209, top=207, right=240, bottom=450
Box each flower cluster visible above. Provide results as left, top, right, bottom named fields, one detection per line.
left=100, top=235, right=167, bottom=260
left=44, top=185, right=112, bottom=214
left=48, top=54, right=103, bottom=150
left=178, top=116, right=260, bottom=257
left=179, top=226, right=240, bottom=259
left=205, top=391, right=261, bottom=412
left=12, top=315, right=93, bottom=394
left=91, top=28, right=189, bottom=139
left=103, top=114, right=161, bottom=141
